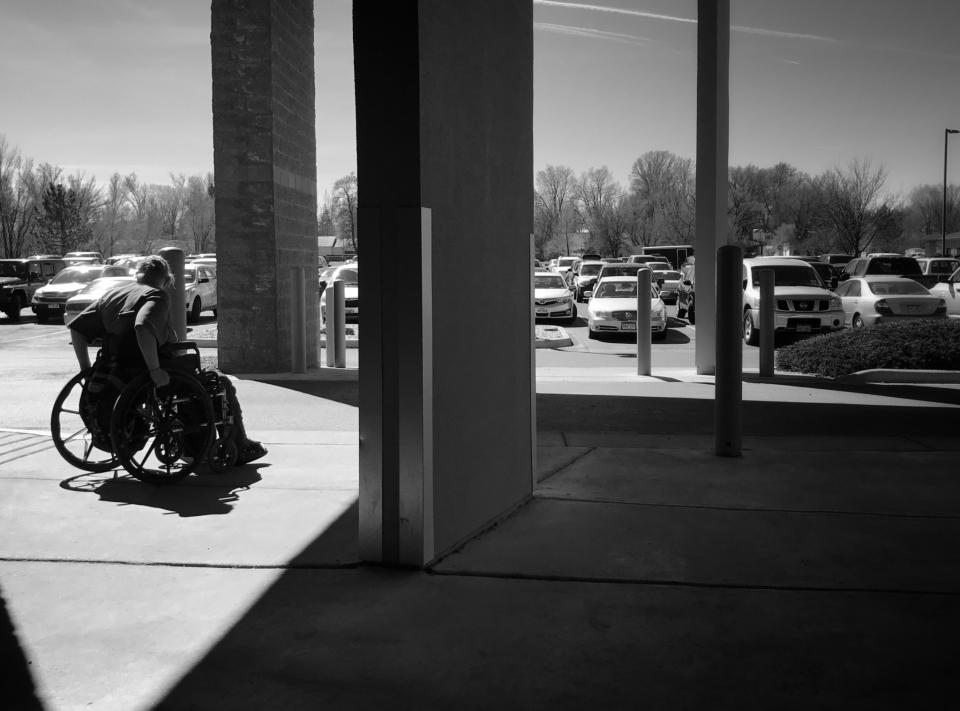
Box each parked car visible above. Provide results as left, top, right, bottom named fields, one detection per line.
left=0, top=256, right=67, bottom=320
left=926, top=267, right=960, bottom=317
left=626, top=255, right=662, bottom=265
left=653, top=269, right=682, bottom=304
left=586, top=276, right=666, bottom=339
left=842, top=255, right=939, bottom=289
left=571, top=260, right=605, bottom=302
left=183, top=263, right=218, bottom=323
left=592, top=262, right=654, bottom=292
left=533, top=271, right=576, bottom=324
left=63, top=251, right=103, bottom=264
left=741, top=257, right=845, bottom=345
left=319, top=264, right=359, bottom=322
left=104, top=253, right=142, bottom=269
left=677, top=260, right=696, bottom=323
left=580, top=253, right=601, bottom=261
left=834, top=276, right=946, bottom=327
left=553, top=256, right=581, bottom=279
left=30, top=264, right=118, bottom=323
left=819, top=253, right=855, bottom=267
left=914, top=257, right=960, bottom=283
left=795, top=257, right=840, bottom=290
left=63, top=275, right=135, bottom=326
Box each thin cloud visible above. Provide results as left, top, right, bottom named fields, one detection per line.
left=534, top=22, right=654, bottom=47
left=533, top=0, right=839, bottom=44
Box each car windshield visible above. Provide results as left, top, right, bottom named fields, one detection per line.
left=752, top=265, right=821, bottom=287
left=0, top=262, right=26, bottom=278
left=535, top=275, right=567, bottom=289
left=558, top=258, right=578, bottom=267
left=579, top=264, right=602, bottom=276
left=655, top=271, right=681, bottom=280
left=593, top=281, right=659, bottom=299
left=50, top=268, right=99, bottom=285
left=866, top=257, right=921, bottom=275
left=867, top=280, right=927, bottom=296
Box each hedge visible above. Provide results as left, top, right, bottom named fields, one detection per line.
left=775, top=319, right=960, bottom=378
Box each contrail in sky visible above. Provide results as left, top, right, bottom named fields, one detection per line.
left=534, top=22, right=654, bottom=46
left=533, top=0, right=840, bottom=44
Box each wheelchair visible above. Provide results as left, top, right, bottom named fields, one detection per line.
left=51, top=342, right=240, bottom=484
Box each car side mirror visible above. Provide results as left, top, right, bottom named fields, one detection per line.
left=584, top=290, right=593, bottom=300
left=742, top=279, right=747, bottom=290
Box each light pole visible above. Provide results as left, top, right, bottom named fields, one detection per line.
left=943, top=128, right=959, bottom=257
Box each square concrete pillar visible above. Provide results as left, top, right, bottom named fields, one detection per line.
left=694, top=0, right=730, bottom=376
left=211, top=0, right=319, bottom=373
left=355, top=1, right=534, bottom=565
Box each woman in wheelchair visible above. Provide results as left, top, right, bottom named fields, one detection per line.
left=58, top=255, right=266, bottom=481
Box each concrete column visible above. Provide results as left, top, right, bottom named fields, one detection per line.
left=211, top=0, right=319, bottom=373
left=355, top=1, right=533, bottom=566
left=694, top=0, right=730, bottom=376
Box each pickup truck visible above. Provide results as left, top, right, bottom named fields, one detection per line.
left=915, top=257, right=960, bottom=283
left=841, top=255, right=940, bottom=290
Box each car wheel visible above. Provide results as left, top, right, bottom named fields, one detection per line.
left=852, top=314, right=864, bottom=329
left=587, top=328, right=597, bottom=340
left=687, top=301, right=695, bottom=325
left=743, top=309, right=759, bottom=346
left=3, top=297, right=22, bottom=321
left=188, top=297, right=202, bottom=324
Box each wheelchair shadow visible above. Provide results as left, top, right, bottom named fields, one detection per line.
left=60, top=465, right=266, bottom=517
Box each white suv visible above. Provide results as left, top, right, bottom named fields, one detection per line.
left=741, top=257, right=844, bottom=345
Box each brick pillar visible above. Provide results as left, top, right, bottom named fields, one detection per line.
left=211, top=0, right=319, bottom=373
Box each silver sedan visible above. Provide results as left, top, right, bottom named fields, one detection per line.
left=834, top=276, right=946, bottom=328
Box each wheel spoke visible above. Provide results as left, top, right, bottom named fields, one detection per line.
left=136, top=437, right=159, bottom=471
left=82, top=439, right=95, bottom=462
left=62, top=426, right=91, bottom=444
left=61, top=408, right=81, bottom=415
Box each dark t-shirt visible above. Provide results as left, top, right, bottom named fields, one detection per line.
left=69, top=282, right=174, bottom=365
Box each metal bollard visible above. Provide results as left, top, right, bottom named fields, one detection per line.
left=325, top=283, right=337, bottom=367
left=159, top=247, right=186, bottom=341
left=636, top=268, right=652, bottom=376
left=291, top=267, right=306, bottom=373
left=759, top=268, right=774, bottom=377
left=332, top=278, right=346, bottom=368
left=714, top=245, right=742, bottom=457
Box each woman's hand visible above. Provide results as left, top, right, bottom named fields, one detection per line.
left=149, top=367, right=170, bottom=387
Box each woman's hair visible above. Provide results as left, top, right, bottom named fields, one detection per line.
left=136, top=255, right=172, bottom=287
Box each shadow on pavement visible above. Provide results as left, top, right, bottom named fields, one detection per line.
left=150, top=392, right=959, bottom=708
left=254, top=379, right=360, bottom=408
left=1, top=586, right=43, bottom=710
left=59, top=466, right=265, bottom=517
left=536, top=391, right=960, bottom=436
left=741, top=374, right=960, bottom=407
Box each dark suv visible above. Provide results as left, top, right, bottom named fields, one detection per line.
left=841, top=255, right=939, bottom=290
left=0, top=256, right=67, bottom=321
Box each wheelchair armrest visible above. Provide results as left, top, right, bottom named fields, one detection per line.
left=158, top=341, right=201, bottom=372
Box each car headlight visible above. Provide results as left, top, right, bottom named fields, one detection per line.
left=830, top=296, right=842, bottom=310
left=31, top=292, right=42, bottom=303
left=593, top=310, right=611, bottom=319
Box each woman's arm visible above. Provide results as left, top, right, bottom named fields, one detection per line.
left=70, top=330, right=92, bottom=371
left=135, top=325, right=170, bottom=386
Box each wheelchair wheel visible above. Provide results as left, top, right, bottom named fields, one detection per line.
left=50, top=369, right=120, bottom=473
left=110, top=372, right=215, bottom=484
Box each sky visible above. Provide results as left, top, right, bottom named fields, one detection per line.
left=2, top=0, right=959, bottom=200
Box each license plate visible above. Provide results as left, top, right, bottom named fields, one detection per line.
left=536, top=309, right=547, bottom=315
left=796, top=324, right=812, bottom=333
left=621, top=322, right=637, bottom=331
left=346, top=308, right=358, bottom=314
left=48, top=304, right=62, bottom=311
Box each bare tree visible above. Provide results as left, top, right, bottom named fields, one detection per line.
left=95, top=172, right=129, bottom=257
left=535, top=164, right=576, bottom=256
left=332, top=172, right=358, bottom=253
left=576, top=166, right=627, bottom=257
left=628, top=151, right=695, bottom=246
left=183, top=173, right=215, bottom=253
left=0, top=136, right=41, bottom=257
left=819, top=159, right=900, bottom=256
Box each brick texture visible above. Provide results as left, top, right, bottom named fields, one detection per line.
left=211, top=0, right=319, bottom=373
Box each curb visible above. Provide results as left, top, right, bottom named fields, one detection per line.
left=837, top=369, right=960, bottom=384
left=231, top=368, right=359, bottom=382
left=535, top=325, right=573, bottom=349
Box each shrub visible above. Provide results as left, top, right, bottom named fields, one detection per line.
left=775, top=319, right=960, bottom=378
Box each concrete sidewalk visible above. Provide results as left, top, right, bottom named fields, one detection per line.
left=2, top=373, right=960, bottom=710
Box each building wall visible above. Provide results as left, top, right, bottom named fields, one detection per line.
left=211, top=0, right=319, bottom=373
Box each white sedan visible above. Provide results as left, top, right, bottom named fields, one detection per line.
left=319, top=265, right=359, bottom=322
left=587, top=276, right=666, bottom=339
left=834, top=276, right=946, bottom=327
left=928, top=267, right=960, bottom=317
left=533, top=271, right=576, bottom=324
